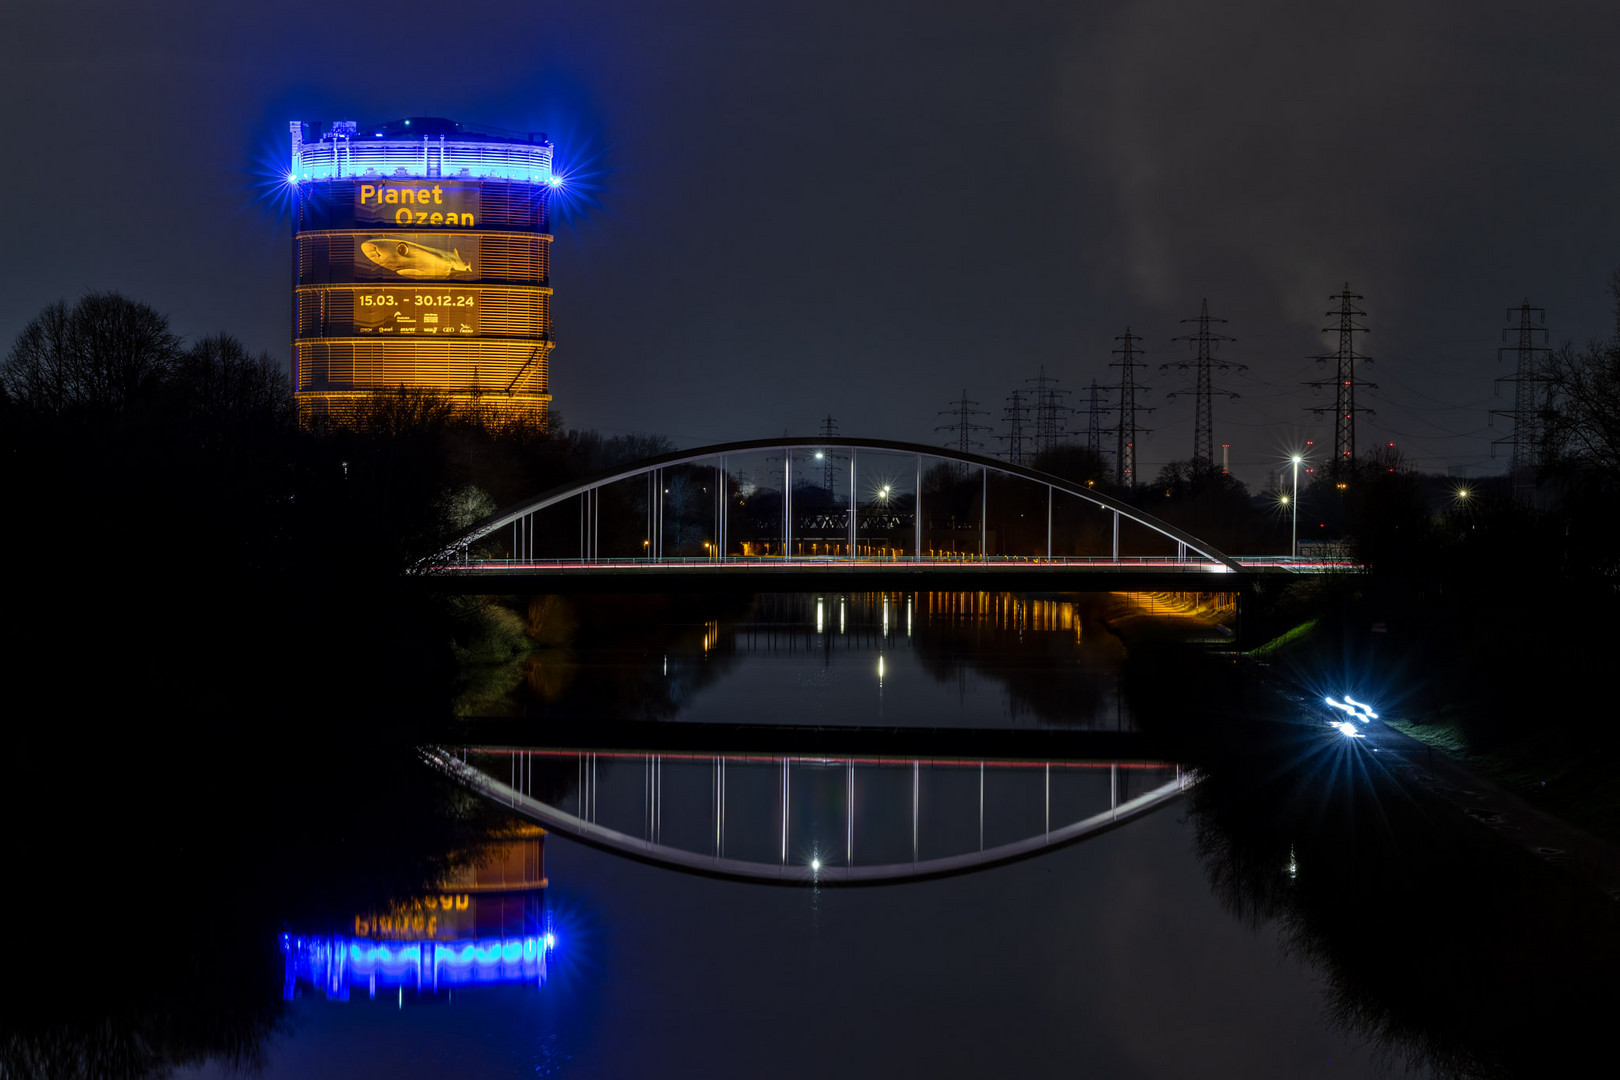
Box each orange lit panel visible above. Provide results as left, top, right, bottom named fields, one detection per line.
left=293, top=171, right=554, bottom=427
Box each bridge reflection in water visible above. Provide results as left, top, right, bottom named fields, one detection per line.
left=281, top=826, right=555, bottom=1003
left=439, top=747, right=1188, bottom=885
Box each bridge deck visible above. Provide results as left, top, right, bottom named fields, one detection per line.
left=421, top=558, right=1340, bottom=594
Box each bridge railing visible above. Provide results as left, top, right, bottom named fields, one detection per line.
left=425, top=554, right=1362, bottom=574
left=430, top=557, right=1237, bottom=573
left=1231, top=556, right=1364, bottom=570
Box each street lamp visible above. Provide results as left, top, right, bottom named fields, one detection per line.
left=1290, top=455, right=1303, bottom=560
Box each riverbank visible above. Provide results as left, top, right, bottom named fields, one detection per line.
left=1116, top=618, right=1620, bottom=1077
left=1383, top=713, right=1620, bottom=846
left=1241, top=596, right=1620, bottom=896
left=1248, top=659, right=1620, bottom=902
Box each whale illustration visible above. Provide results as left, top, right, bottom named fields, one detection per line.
left=361, top=238, right=472, bottom=278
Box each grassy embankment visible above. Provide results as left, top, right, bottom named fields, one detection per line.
left=1381, top=713, right=1620, bottom=844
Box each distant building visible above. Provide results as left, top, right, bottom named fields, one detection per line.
left=288, top=117, right=556, bottom=425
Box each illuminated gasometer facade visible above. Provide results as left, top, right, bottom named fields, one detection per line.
left=289, top=117, right=555, bottom=425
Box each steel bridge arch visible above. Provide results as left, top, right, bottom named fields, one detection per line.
left=435, top=435, right=1242, bottom=571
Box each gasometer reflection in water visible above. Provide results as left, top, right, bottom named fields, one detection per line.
left=281, top=826, right=556, bottom=1002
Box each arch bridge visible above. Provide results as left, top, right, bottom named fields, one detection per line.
left=430, top=436, right=1332, bottom=590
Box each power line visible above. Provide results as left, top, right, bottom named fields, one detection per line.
left=936, top=388, right=992, bottom=453
left=997, top=389, right=1030, bottom=466
left=1489, top=300, right=1551, bottom=502
left=1162, top=299, right=1244, bottom=468
left=1025, top=366, right=1071, bottom=457
left=816, top=413, right=842, bottom=492
left=1108, top=326, right=1153, bottom=488
left=1307, top=283, right=1375, bottom=481
left=1082, top=379, right=1108, bottom=457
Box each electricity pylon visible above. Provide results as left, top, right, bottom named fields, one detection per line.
left=1307, top=284, right=1374, bottom=482
left=1490, top=300, right=1550, bottom=503
left=1162, top=299, right=1243, bottom=470
left=1109, top=327, right=1153, bottom=488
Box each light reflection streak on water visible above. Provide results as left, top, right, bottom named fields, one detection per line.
left=281, top=933, right=553, bottom=1001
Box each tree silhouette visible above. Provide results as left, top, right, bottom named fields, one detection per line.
left=2, top=292, right=180, bottom=417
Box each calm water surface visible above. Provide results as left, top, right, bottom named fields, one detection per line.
left=197, top=810, right=1375, bottom=1078
left=177, top=591, right=1396, bottom=1078
left=507, top=591, right=1166, bottom=728
left=17, top=589, right=1611, bottom=1077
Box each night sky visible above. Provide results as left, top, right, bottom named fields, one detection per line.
left=5, top=0, right=1620, bottom=484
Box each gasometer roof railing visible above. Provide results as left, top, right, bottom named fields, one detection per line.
left=429, top=436, right=1243, bottom=572
left=290, top=118, right=555, bottom=184
left=432, top=747, right=1191, bottom=887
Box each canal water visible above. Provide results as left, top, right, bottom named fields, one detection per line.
left=165, top=590, right=1397, bottom=1078
left=32, top=590, right=1617, bottom=1077
left=482, top=590, right=1191, bottom=729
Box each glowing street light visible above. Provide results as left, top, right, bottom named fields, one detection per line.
left=1289, top=455, right=1303, bottom=559
left=1450, top=485, right=1474, bottom=525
